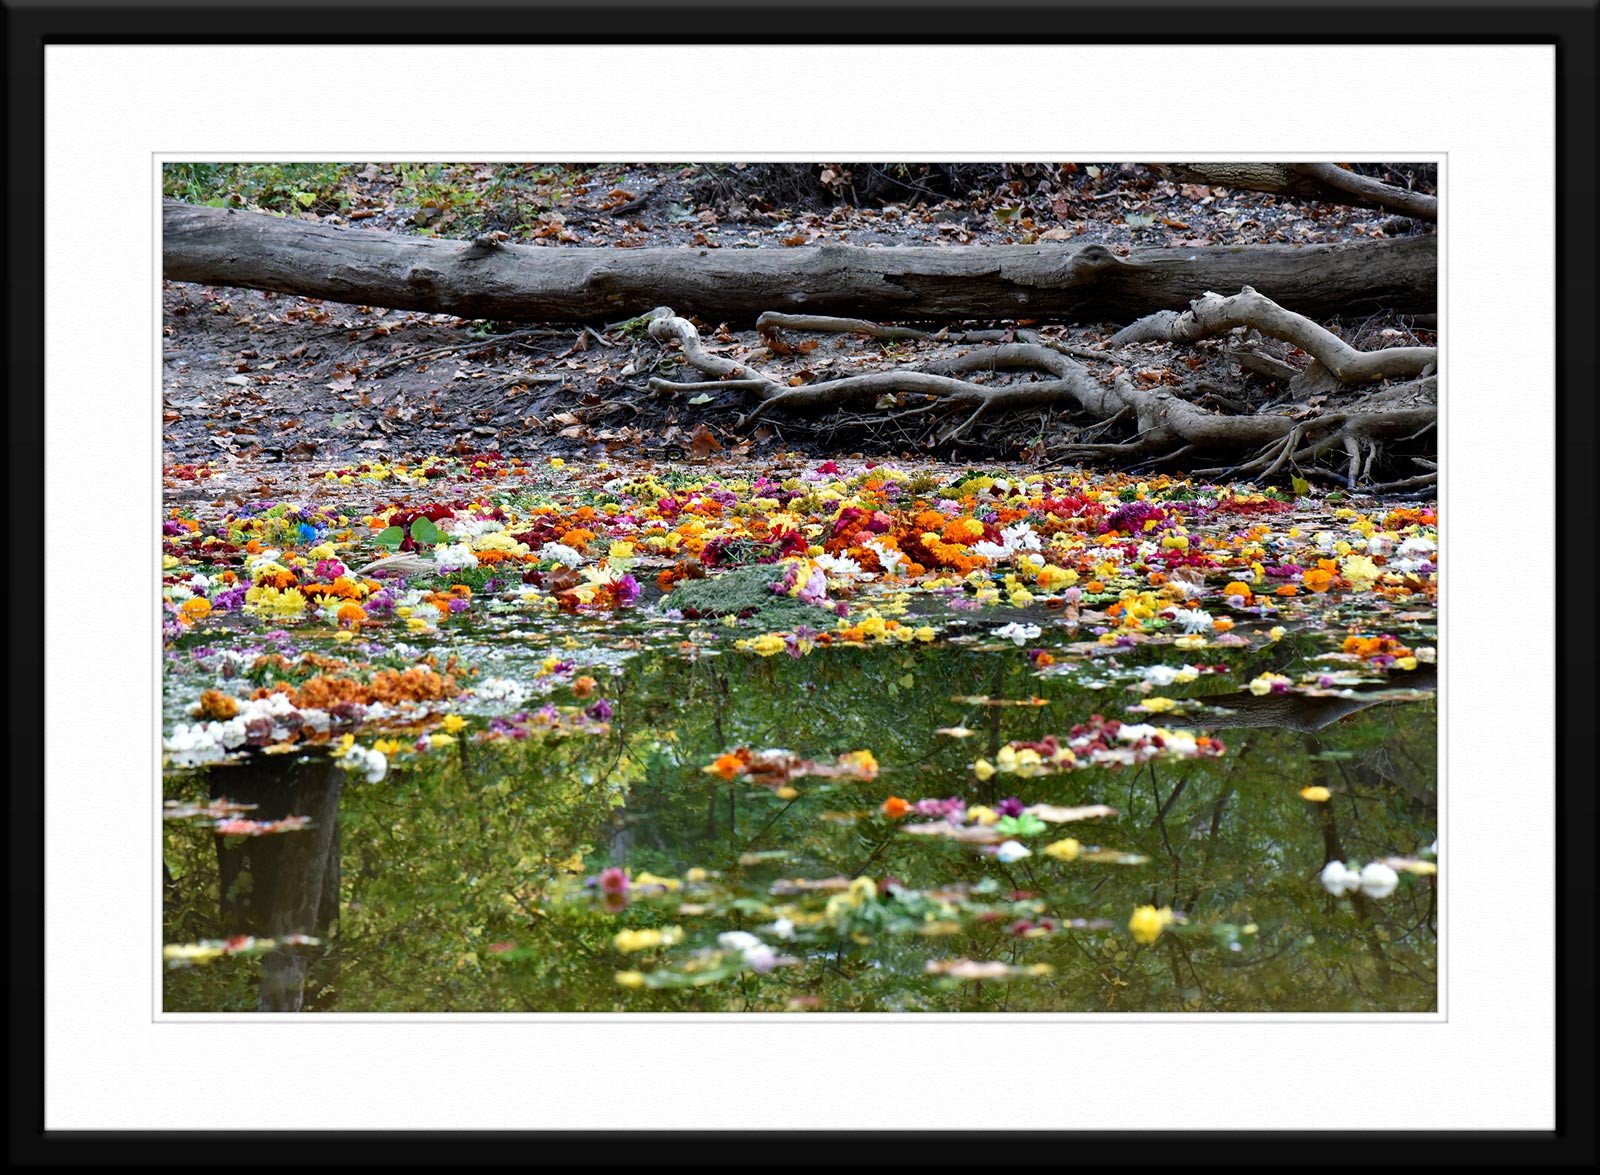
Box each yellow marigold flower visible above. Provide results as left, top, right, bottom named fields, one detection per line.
left=1035, top=564, right=1077, bottom=591
left=1043, top=838, right=1081, bottom=862
left=973, top=758, right=996, bottom=782
left=613, top=926, right=682, bottom=953
left=439, top=714, right=467, bottom=734
left=614, top=970, right=646, bottom=988
left=838, top=749, right=879, bottom=779
left=968, top=805, right=999, bottom=825
left=1299, top=786, right=1332, bottom=802
left=738, top=632, right=787, bottom=656
left=1128, top=904, right=1175, bottom=945
left=1341, top=554, right=1381, bottom=591
left=1142, top=696, right=1178, bottom=713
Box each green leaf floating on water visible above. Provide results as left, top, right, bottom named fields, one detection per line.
left=373, top=525, right=405, bottom=549
left=410, top=517, right=447, bottom=546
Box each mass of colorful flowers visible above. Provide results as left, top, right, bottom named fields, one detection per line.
left=162, top=452, right=1437, bottom=998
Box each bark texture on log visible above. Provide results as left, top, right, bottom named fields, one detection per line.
left=163, top=200, right=1436, bottom=323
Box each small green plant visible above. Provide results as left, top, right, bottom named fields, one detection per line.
left=161, top=162, right=353, bottom=213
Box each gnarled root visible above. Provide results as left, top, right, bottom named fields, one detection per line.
left=646, top=304, right=1435, bottom=483
left=1112, top=286, right=1436, bottom=387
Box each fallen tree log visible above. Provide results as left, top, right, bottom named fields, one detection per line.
left=162, top=200, right=1436, bottom=324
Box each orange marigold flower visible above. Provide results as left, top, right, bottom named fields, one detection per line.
left=1223, top=581, right=1252, bottom=599
left=942, top=517, right=985, bottom=544
left=1302, top=569, right=1335, bottom=593
left=178, top=597, right=211, bottom=624
left=705, top=752, right=748, bottom=781
left=335, top=603, right=366, bottom=628
left=881, top=796, right=910, bottom=819
left=196, top=689, right=238, bottom=720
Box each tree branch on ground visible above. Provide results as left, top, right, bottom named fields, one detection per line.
left=1156, top=163, right=1437, bottom=222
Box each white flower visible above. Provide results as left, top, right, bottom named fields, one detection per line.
left=764, top=916, right=796, bottom=940
left=1000, top=522, right=1041, bottom=552
left=1397, top=535, right=1436, bottom=557
left=973, top=541, right=1009, bottom=561
left=474, top=676, right=530, bottom=705
left=1172, top=608, right=1214, bottom=634
left=742, top=944, right=779, bottom=973
left=338, top=745, right=388, bottom=784
left=1320, top=860, right=1361, bottom=896
left=717, top=930, right=778, bottom=972
left=1359, top=862, right=1400, bottom=899
left=434, top=543, right=479, bottom=574
left=994, top=840, right=1032, bottom=863
left=539, top=542, right=584, bottom=567
left=1143, top=664, right=1195, bottom=687
left=815, top=553, right=864, bottom=582
left=1115, top=723, right=1158, bottom=742
left=865, top=540, right=904, bottom=576
left=993, top=622, right=1041, bottom=646
left=717, top=930, right=762, bottom=952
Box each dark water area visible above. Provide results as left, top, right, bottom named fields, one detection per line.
left=163, top=634, right=1436, bottom=1014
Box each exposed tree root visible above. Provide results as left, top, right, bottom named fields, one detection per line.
left=646, top=298, right=1435, bottom=485
left=1112, top=286, right=1436, bottom=389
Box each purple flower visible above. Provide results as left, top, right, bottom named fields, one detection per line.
left=586, top=699, right=614, bottom=722
left=997, top=797, right=1025, bottom=818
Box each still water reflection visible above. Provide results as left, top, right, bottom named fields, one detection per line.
left=164, top=637, right=1436, bottom=1013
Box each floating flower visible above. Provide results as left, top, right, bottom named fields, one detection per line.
left=1358, top=862, right=1400, bottom=899
left=994, top=840, right=1031, bottom=863
left=1128, top=905, right=1174, bottom=945
left=1319, top=860, right=1362, bottom=896
left=994, top=622, right=1042, bottom=646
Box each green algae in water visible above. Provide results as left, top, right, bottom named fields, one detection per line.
left=668, top=564, right=836, bottom=630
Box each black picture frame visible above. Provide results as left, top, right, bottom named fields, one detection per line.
left=8, top=2, right=1595, bottom=1165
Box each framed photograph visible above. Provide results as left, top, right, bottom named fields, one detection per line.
left=13, top=2, right=1594, bottom=1162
